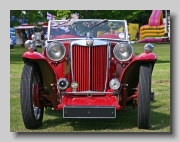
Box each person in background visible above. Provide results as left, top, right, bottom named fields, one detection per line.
left=136, top=30, right=139, bottom=41
left=41, top=30, right=45, bottom=52
left=31, top=31, right=35, bottom=41
left=31, top=31, right=37, bottom=51
left=15, top=29, right=23, bottom=46
left=28, top=30, right=32, bottom=40
left=22, top=29, right=28, bottom=45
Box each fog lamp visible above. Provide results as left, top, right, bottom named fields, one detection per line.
left=71, top=81, right=78, bottom=92
left=109, top=78, right=121, bottom=90
left=57, top=78, right=69, bottom=90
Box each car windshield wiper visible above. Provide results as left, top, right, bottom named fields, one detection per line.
left=89, top=19, right=108, bottom=29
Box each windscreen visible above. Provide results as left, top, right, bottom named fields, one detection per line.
left=48, top=20, right=127, bottom=40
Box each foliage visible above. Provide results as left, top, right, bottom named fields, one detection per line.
left=10, top=10, right=153, bottom=28
left=56, top=10, right=71, bottom=19
left=10, top=10, right=57, bottom=27
left=64, top=10, right=152, bottom=26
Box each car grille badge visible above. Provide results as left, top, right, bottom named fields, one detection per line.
left=86, top=37, right=93, bottom=46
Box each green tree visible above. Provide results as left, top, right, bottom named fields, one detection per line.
left=10, top=10, right=153, bottom=28
left=56, top=10, right=152, bottom=26
left=10, top=10, right=58, bottom=27
left=56, top=10, right=71, bottom=19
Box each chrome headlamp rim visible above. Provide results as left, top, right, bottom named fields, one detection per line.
left=46, top=41, right=66, bottom=61
left=109, top=78, right=121, bottom=90
left=113, top=42, right=133, bottom=62
left=57, top=78, right=69, bottom=90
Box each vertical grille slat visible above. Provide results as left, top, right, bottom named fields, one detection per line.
left=72, top=44, right=107, bottom=92
left=91, top=46, right=107, bottom=91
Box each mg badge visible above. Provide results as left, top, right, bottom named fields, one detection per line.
left=86, top=37, right=93, bottom=46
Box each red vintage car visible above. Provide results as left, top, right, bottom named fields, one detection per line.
left=20, top=19, right=157, bottom=130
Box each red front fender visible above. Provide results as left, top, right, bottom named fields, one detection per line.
left=22, top=51, right=46, bottom=60
left=22, top=51, right=57, bottom=91
left=135, top=52, right=157, bottom=61
left=119, top=52, right=157, bottom=88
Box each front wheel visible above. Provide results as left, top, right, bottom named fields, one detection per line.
left=20, top=62, right=44, bottom=129
left=138, top=62, right=152, bottom=129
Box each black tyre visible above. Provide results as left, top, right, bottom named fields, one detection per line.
left=20, top=62, right=44, bottom=129
left=138, top=62, right=152, bottom=129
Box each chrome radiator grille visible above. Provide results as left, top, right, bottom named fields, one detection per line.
left=71, top=40, right=109, bottom=92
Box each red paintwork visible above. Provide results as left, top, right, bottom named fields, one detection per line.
left=32, top=82, right=44, bottom=108
left=50, top=62, right=65, bottom=79
left=22, top=51, right=46, bottom=60
left=23, top=42, right=71, bottom=80
left=54, top=34, right=79, bottom=39
left=57, top=88, right=120, bottom=110
left=135, top=52, right=157, bottom=61
left=98, top=34, right=119, bottom=38
left=58, top=94, right=120, bottom=110
left=108, top=60, right=116, bottom=81
left=49, top=42, right=71, bottom=79
left=53, top=34, right=120, bottom=39
left=22, top=40, right=157, bottom=112
left=119, top=52, right=157, bottom=81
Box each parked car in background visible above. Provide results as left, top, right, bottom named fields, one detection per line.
left=20, top=19, right=157, bottom=130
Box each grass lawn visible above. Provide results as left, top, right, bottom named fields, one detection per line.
left=10, top=43, right=170, bottom=132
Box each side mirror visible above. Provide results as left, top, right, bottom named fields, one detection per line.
left=24, top=40, right=33, bottom=48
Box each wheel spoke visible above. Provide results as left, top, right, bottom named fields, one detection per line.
left=20, top=62, right=44, bottom=129
left=32, top=73, right=42, bottom=120
left=34, top=107, right=41, bottom=119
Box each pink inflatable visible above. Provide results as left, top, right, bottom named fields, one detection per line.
left=138, top=37, right=170, bottom=43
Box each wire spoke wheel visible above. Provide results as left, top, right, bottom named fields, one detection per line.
left=20, top=62, right=44, bottom=129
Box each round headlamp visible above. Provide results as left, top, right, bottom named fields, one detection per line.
left=113, top=42, right=133, bottom=62
left=109, top=78, right=121, bottom=90
left=46, top=42, right=66, bottom=61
